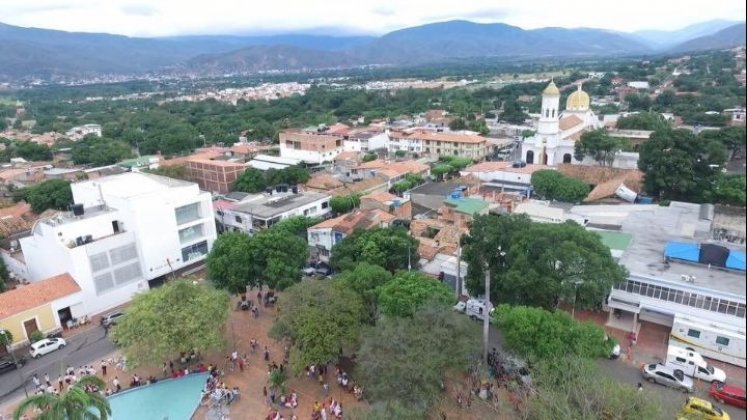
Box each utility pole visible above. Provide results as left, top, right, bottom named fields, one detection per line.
left=407, top=245, right=412, bottom=272
left=455, top=245, right=462, bottom=299
left=483, top=264, right=491, bottom=366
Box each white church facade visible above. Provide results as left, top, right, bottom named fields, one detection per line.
left=521, top=81, right=604, bottom=166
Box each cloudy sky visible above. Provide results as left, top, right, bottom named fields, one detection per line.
left=2, top=0, right=745, bottom=37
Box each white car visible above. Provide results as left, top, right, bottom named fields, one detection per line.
left=29, top=338, right=66, bottom=359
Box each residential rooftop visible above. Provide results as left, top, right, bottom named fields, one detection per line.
left=310, top=208, right=395, bottom=235
left=0, top=273, right=80, bottom=318
left=444, top=197, right=490, bottom=216
left=233, top=191, right=329, bottom=220
left=80, top=172, right=194, bottom=198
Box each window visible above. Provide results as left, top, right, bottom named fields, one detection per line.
left=113, top=262, right=142, bottom=285
left=235, top=215, right=242, bottom=223
left=175, top=203, right=200, bottom=225
left=89, top=252, right=110, bottom=272
left=179, top=224, right=204, bottom=243
left=109, top=243, right=138, bottom=265
left=93, top=272, right=115, bottom=294
left=182, top=240, right=208, bottom=262
left=321, top=202, right=329, bottom=209
left=687, top=329, right=701, bottom=339
left=715, top=336, right=730, bottom=346
left=676, top=357, right=686, bottom=363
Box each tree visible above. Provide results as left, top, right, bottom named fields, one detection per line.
left=624, top=93, right=651, bottom=111
left=329, top=194, right=361, bottom=214
left=0, top=329, right=12, bottom=347
left=713, top=126, right=745, bottom=160
left=530, top=170, right=590, bottom=203
left=14, top=179, right=74, bottom=213
left=146, top=164, right=189, bottom=180
left=270, top=280, right=365, bottom=373
left=615, top=112, right=669, bottom=131
left=362, top=152, right=378, bottom=162
left=233, top=168, right=267, bottom=193
left=702, top=174, right=746, bottom=206
left=270, top=216, right=322, bottom=238
left=11, top=141, right=53, bottom=161
left=430, top=164, right=453, bottom=181
left=335, top=263, right=393, bottom=323
left=493, top=305, right=613, bottom=360
left=0, top=257, right=8, bottom=292
left=330, top=227, right=419, bottom=273
left=463, top=215, right=626, bottom=310
left=638, top=128, right=727, bottom=201
left=377, top=272, right=453, bottom=318
left=527, top=357, right=661, bottom=420
left=206, top=232, right=255, bottom=294
left=574, top=129, right=622, bottom=166
left=357, top=306, right=480, bottom=413
left=500, top=100, right=529, bottom=124
left=71, top=136, right=132, bottom=166
left=448, top=117, right=468, bottom=131
left=111, top=280, right=230, bottom=368
left=13, top=376, right=111, bottom=420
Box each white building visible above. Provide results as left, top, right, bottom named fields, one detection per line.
left=521, top=82, right=604, bottom=166
left=65, top=124, right=103, bottom=141
left=460, top=161, right=549, bottom=192
left=19, top=173, right=216, bottom=315
left=216, top=189, right=331, bottom=235
left=279, top=129, right=344, bottom=164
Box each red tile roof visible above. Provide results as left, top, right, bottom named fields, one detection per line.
left=0, top=273, right=81, bottom=318
left=559, top=115, right=584, bottom=131
left=361, top=191, right=398, bottom=203
left=390, top=129, right=487, bottom=144
left=309, top=209, right=395, bottom=235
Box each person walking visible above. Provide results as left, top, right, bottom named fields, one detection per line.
left=263, top=386, right=268, bottom=405
left=113, top=377, right=121, bottom=392
left=264, top=346, right=270, bottom=362
left=101, top=361, right=108, bottom=376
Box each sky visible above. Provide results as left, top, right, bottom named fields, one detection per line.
left=1, top=0, right=745, bottom=37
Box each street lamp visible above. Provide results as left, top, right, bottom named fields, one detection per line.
left=0, top=330, right=28, bottom=398
left=483, top=246, right=506, bottom=365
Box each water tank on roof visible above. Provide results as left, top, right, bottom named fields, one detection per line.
left=450, top=192, right=462, bottom=200
left=72, top=203, right=84, bottom=216
left=392, top=199, right=401, bottom=207
left=291, top=186, right=299, bottom=194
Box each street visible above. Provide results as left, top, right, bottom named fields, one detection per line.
left=0, top=327, right=116, bottom=405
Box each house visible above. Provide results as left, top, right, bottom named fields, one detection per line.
left=360, top=191, right=412, bottom=220
left=350, top=159, right=430, bottom=188
left=16, top=172, right=216, bottom=315
left=185, top=158, right=246, bottom=194
left=438, top=197, right=490, bottom=230
left=513, top=201, right=588, bottom=225
left=307, top=209, right=395, bottom=261
left=460, top=161, right=548, bottom=193
left=118, top=155, right=161, bottom=171
left=407, top=180, right=480, bottom=216
left=247, top=154, right=304, bottom=171
left=388, top=130, right=488, bottom=160
left=65, top=124, right=102, bottom=140
left=216, top=188, right=331, bottom=235
left=723, top=108, right=746, bottom=126
left=279, top=129, right=344, bottom=164
left=0, top=273, right=83, bottom=351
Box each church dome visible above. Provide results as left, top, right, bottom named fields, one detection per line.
left=542, top=80, right=560, bottom=96
left=566, top=84, right=590, bottom=111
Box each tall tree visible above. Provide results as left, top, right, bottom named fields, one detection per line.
left=13, top=376, right=111, bottom=420
left=357, top=306, right=480, bottom=413
left=530, top=170, right=590, bottom=203
left=270, top=280, right=365, bottom=373
left=14, top=179, right=74, bottom=213
left=206, top=232, right=255, bottom=294
left=574, top=129, right=622, bottom=166
left=638, top=128, right=727, bottom=201
left=111, top=280, right=230, bottom=368
left=335, top=263, right=393, bottom=322
left=330, top=226, right=419, bottom=273
left=233, top=168, right=267, bottom=193
left=377, top=272, right=454, bottom=318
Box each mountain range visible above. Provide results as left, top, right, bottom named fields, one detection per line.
left=0, top=19, right=744, bottom=81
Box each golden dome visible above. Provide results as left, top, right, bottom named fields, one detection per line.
left=542, top=80, right=560, bottom=96
left=566, top=84, right=590, bottom=111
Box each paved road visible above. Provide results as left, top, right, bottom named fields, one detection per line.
left=0, top=327, right=116, bottom=404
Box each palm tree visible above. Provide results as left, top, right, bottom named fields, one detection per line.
left=13, top=376, right=112, bottom=420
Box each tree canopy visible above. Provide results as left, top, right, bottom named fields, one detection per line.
left=111, top=280, right=230, bottom=368
left=329, top=193, right=361, bottom=214
left=638, top=128, right=727, bottom=202
left=356, top=306, right=480, bottom=413
left=14, top=179, right=73, bottom=213
left=574, top=129, right=623, bottom=166
left=71, top=136, right=133, bottom=166
left=270, top=279, right=365, bottom=374
left=335, top=263, right=393, bottom=322
left=13, top=376, right=111, bottom=420
left=330, top=226, right=419, bottom=273
left=463, top=215, right=626, bottom=310
left=615, top=112, right=669, bottom=131
left=233, top=168, right=266, bottom=193
left=377, top=271, right=454, bottom=318
left=530, top=170, right=590, bottom=203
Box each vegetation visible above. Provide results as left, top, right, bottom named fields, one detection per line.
left=335, top=263, right=393, bottom=323
left=526, top=357, right=662, bottom=420
left=493, top=305, right=613, bottom=360
left=13, top=376, right=111, bottom=420
left=13, top=179, right=74, bottom=213
left=362, top=152, right=378, bottom=162
left=71, top=136, right=133, bottom=166
left=377, top=272, right=453, bottom=318
left=233, top=166, right=310, bottom=193
left=111, top=280, right=230, bottom=368
left=0, top=258, right=8, bottom=292
left=270, top=279, right=365, bottom=374
left=530, top=170, right=590, bottom=203
left=29, top=331, right=45, bottom=343
left=329, top=193, right=361, bottom=214
left=615, top=112, right=670, bottom=131
left=270, top=215, right=322, bottom=238
left=500, top=99, right=529, bottom=124
left=356, top=306, right=480, bottom=414
left=146, top=164, right=189, bottom=180
left=463, top=215, right=627, bottom=310
left=330, top=226, right=419, bottom=273
left=392, top=174, right=424, bottom=194
left=574, top=129, right=625, bottom=166
left=0, top=140, right=53, bottom=162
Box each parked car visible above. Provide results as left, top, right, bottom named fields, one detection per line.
left=29, top=338, right=66, bottom=359
left=710, top=382, right=746, bottom=409
left=101, top=311, right=126, bottom=328
left=640, top=363, right=694, bottom=393
left=0, top=356, right=26, bottom=375
left=680, top=396, right=730, bottom=420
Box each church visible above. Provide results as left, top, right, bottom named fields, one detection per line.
left=521, top=80, right=602, bottom=166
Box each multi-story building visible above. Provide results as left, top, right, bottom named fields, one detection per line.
left=388, top=130, right=488, bottom=160
left=185, top=158, right=246, bottom=194
left=18, top=173, right=216, bottom=315
left=65, top=124, right=102, bottom=140
left=279, top=129, right=344, bottom=164
left=307, top=208, right=395, bottom=261
left=215, top=188, right=331, bottom=235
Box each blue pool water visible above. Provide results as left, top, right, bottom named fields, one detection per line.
left=108, top=372, right=208, bottom=420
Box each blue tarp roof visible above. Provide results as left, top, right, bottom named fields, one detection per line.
left=726, top=251, right=746, bottom=271
left=664, top=242, right=700, bottom=263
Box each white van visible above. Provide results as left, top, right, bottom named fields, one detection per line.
left=666, top=345, right=727, bottom=383
left=453, top=299, right=493, bottom=321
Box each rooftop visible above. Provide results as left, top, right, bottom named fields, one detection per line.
left=233, top=191, right=329, bottom=220
left=80, top=172, right=194, bottom=199
left=309, top=208, right=395, bottom=235
left=444, top=197, right=490, bottom=216
left=0, top=273, right=81, bottom=319
left=390, top=129, right=487, bottom=144
left=409, top=180, right=478, bottom=196
left=579, top=202, right=746, bottom=296
left=463, top=161, right=550, bottom=175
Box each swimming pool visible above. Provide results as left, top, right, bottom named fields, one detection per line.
left=108, top=372, right=208, bottom=420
